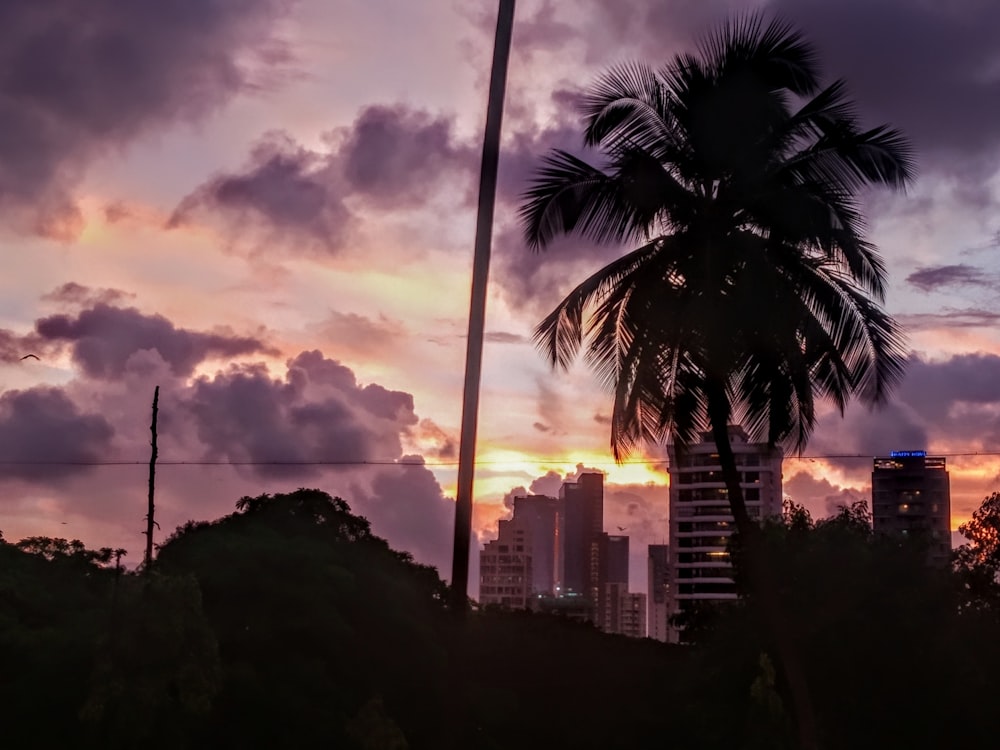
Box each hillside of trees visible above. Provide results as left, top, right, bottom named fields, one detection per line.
left=3, top=488, right=1000, bottom=749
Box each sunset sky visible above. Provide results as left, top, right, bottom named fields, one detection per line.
left=1, top=0, right=999, bottom=594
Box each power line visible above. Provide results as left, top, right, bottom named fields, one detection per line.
left=1, top=450, right=1000, bottom=468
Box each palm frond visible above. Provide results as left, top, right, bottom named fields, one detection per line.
left=699, top=13, right=821, bottom=96
left=520, top=150, right=657, bottom=250
left=581, top=62, right=673, bottom=152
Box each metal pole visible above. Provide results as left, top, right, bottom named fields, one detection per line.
left=450, top=0, right=516, bottom=608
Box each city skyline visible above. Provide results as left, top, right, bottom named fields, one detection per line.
left=1, top=1, right=999, bottom=593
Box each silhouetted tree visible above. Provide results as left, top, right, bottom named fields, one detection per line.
left=520, top=14, right=913, bottom=748
left=81, top=573, right=221, bottom=750
left=955, top=491, right=1000, bottom=616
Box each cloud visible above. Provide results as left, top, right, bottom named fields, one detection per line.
left=172, top=103, right=474, bottom=255
left=0, top=0, right=293, bottom=238
left=0, top=329, right=47, bottom=364
left=338, top=104, right=474, bottom=208
left=184, top=350, right=418, bottom=478
left=769, top=0, right=1000, bottom=169
left=169, top=131, right=354, bottom=257
left=483, top=331, right=527, bottom=344
left=351, top=458, right=458, bottom=574
left=315, top=311, right=407, bottom=357
left=906, top=264, right=991, bottom=292
left=410, top=419, right=456, bottom=460
left=899, top=309, right=1000, bottom=331
left=0, top=388, right=114, bottom=480
left=807, top=352, right=1000, bottom=483
left=41, top=282, right=135, bottom=307
left=35, top=303, right=275, bottom=379
left=0, top=315, right=459, bottom=579
left=784, top=471, right=869, bottom=519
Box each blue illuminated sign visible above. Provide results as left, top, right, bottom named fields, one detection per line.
left=890, top=450, right=926, bottom=458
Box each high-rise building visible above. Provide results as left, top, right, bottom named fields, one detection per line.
left=511, top=495, right=561, bottom=595
left=606, top=535, right=629, bottom=584
left=667, top=425, right=782, bottom=642
left=596, top=534, right=629, bottom=629
left=479, top=472, right=645, bottom=636
left=871, top=451, right=951, bottom=565
left=561, top=473, right=604, bottom=598
left=647, top=544, right=670, bottom=642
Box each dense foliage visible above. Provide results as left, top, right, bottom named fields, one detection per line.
left=3, top=489, right=1000, bottom=748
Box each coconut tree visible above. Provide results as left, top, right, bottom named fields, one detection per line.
left=520, top=15, right=912, bottom=749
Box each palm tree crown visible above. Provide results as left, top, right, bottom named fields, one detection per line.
left=521, top=15, right=913, bottom=462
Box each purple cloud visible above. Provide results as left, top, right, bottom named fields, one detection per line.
left=35, top=304, right=274, bottom=379
left=184, top=350, right=418, bottom=478
left=0, top=329, right=47, bottom=364
left=41, top=282, right=134, bottom=307
left=169, top=132, right=354, bottom=256
left=172, top=103, right=474, bottom=254
left=906, top=264, right=991, bottom=292
left=351, top=458, right=457, bottom=574
left=0, top=0, right=293, bottom=238
left=769, top=0, right=1000, bottom=170
left=339, top=104, right=474, bottom=207
left=898, top=309, right=1000, bottom=331
left=0, top=388, right=114, bottom=480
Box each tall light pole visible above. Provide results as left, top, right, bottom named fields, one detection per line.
left=450, top=0, right=515, bottom=609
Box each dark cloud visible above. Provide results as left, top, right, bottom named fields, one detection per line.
left=41, top=282, right=134, bottom=307
left=483, top=331, right=527, bottom=344
left=580, top=0, right=752, bottom=64
left=0, top=388, right=113, bottom=480
left=0, top=0, right=292, bottom=238
left=339, top=104, right=474, bottom=207
left=899, top=309, right=1000, bottom=331
left=412, top=419, right=456, bottom=460
left=35, top=303, right=274, bottom=379
left=784, top=471, right=869, bottom=519
left=491, top=101, right=626, bottom=317
left=769, top=0, right=1000, bottom=169
left=558, top=1, right=1000, bottom=168
left=808, top=352, right=1000, bottom=480
left=169, top=132, right=354, bottom=256
left=0, top=329, right=47, bottom=364
left=506, top=0, right=576, bottom=56
left=173, top=103, right=474, bottom=255
left=906, top=264, right=991, bottom=292
left=185, top=350, right=418, bottom=478
left=463, top=0, right=575, bottom=58
left=351, top=459, right=457, bottom=574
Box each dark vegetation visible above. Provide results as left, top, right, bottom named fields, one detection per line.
left=3, top=488, right=1000, bottom=749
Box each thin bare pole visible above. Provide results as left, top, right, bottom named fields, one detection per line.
left=143, top=385, right=159, bottom=571
left=450, top=0, right=515, bottom=608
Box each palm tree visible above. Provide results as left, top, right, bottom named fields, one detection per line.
left=520, top=15, right=912, bottom=749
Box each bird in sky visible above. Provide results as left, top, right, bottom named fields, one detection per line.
left=20, top=354, right=39, bottom=361
left=617, top=526, right=627, bottom=532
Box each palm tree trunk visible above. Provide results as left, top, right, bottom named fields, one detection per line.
left=706, top=389, right=820, bottom=750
